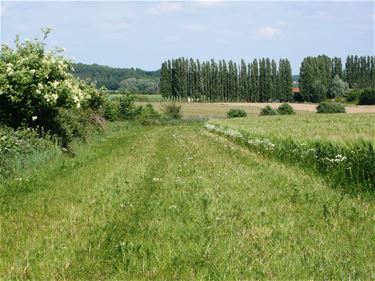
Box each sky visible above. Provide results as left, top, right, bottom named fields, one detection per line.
left=0, top=1, right=374, bottom=73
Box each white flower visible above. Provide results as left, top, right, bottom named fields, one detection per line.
left=32, top=116, right=38, bottom=121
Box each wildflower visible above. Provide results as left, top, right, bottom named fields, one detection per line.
left=152, top=177, right=161, bottom=182
left=31, top=116, right=38, bottom=121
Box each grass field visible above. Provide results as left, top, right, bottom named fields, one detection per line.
left=109, top=94, right=164, bottom=102
left=1, top=121, right=374, bottom=279
left=136, top=102, right=261, bottom=119
left=210, top=113, right=375, bottom=145
left=135, top=102, right=375, bottom=119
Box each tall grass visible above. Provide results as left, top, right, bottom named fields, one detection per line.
left=204, top=123, right=375, bottom=192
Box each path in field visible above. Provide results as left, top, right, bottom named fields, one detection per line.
left=0, top=124, right=374, bottom=280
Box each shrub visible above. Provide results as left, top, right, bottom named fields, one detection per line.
left=0, top=30, right=94, bottom=131
left=138, top=104, right=161, bottom=125
left=346, top=89, right=361, bottom=103
left=277, top=103, right=296, bottom=115
left=316, top=101, right=346, bottom=114
left=117, top=93, right=141, bottom=120
left=102, top=99, right=119, bottom=121
left=358, top=88, right=375, bottom=105
left=54, top=108, right=92, bottom=147
left=0, top=126, right=55, bottom=176
left=328, top=75, right=349, bottom=99
left=260, top=105, right=277, bottom=116
left=227, top=108, right=247, bottom=118
left=161, top=103, right=182, bottom=119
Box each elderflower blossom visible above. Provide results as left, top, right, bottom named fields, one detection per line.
left=325, top=154, right=347, bottom=163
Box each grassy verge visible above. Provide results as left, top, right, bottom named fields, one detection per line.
left=206, top=114, right=375, bottom=192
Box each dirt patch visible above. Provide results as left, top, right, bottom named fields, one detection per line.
left=216, top=102, right=375, bottom=114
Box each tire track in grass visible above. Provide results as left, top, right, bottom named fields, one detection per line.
left=0, top=126, right=161, bottom=279
left=65, top=126, right=177, bottom=279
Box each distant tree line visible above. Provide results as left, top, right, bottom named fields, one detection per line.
left=159, top=58, right=293, bottom=102
left=345, top=56, right=375, bottom=89
left=73, top=63, right=160, bottom=92
left=299, top=55, right=375, bottom=102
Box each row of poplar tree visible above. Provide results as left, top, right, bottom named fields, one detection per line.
left=299, top=55, right=375, bottom=102
left=159, top=58, right=293, bottom=102
left=160, top=55, right=374, bottom=102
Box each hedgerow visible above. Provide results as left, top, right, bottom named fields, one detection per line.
left=0, top=29, right=106, bottom=145
left=0, top=126, right=56, bottom=177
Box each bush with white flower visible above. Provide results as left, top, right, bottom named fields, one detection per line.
left=0, top=29, right=103, bottom=133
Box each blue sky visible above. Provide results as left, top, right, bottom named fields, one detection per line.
left=1, top=1, right=374, bottom=73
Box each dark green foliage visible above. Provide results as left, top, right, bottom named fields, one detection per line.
left=346, top=89, right=361, bottom=103
left=159, top=57, right=292, bottom=102
left=54, top=108, right=105, bottom=148
left=118, top=94, right=141, bottom=120
left=227, top=108, right=247, bottom=118
left=316, top=101, right=346, bottom=114
left=73, top=63, right=160, bottom=91
left=277, top=103, right=296, bottom=115
left=0, top=126, right=55, bottom=177
left=260, top=105, right=278, bottom=116
left=102, top=100, right=118, bottom=121
left=278, top=59, right=293, bottom=101
left=345, top=56, right=375, bottom=89
left=138, top=104, right=161, bottom=125
left=299, top=55, right=331, bottom=102
left=358, top=88, right=375, bottom=105
left=310, top=81, right=327, bottom=103
left=161, top=103, right=182, bottom=119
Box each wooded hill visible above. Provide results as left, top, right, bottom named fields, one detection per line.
left=72, top=63, right=160, bottom=92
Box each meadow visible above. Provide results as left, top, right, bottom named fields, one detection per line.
left=205, top=113, right=375, bottom=193
left=1, top=121, right=375, bottom=280
left=210, top=113, right=375, bottom=144
left=135, top=100, right=375, bottom=119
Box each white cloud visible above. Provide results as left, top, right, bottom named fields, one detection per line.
left=256, top=26, right=281, bottom=39
left=191, top=0, right=226, bottom=8
left=185, top=24, right=207, bottom=32
left=148, top=2, right=185, bottom=15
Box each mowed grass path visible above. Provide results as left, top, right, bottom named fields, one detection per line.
left=1, top=123, right=374, bottom=280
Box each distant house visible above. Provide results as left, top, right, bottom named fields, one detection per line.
left=292, top=80, right=300, bottom=93
left=292, top=87, right=300, bottom=93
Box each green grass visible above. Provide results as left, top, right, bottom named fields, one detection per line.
left=108, top=93, right=163, bottom=102
left=210, top=113, right=375, bottom=145
left=136, top=102, right=261, bottom=119
left=1, top=122, right=374, bottom=279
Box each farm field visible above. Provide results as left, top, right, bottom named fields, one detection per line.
left=210, top=113, right=375, bottom=144
left=135, top=101, right=375, bottom=119
left=1, top=121, right=375, bottom=280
